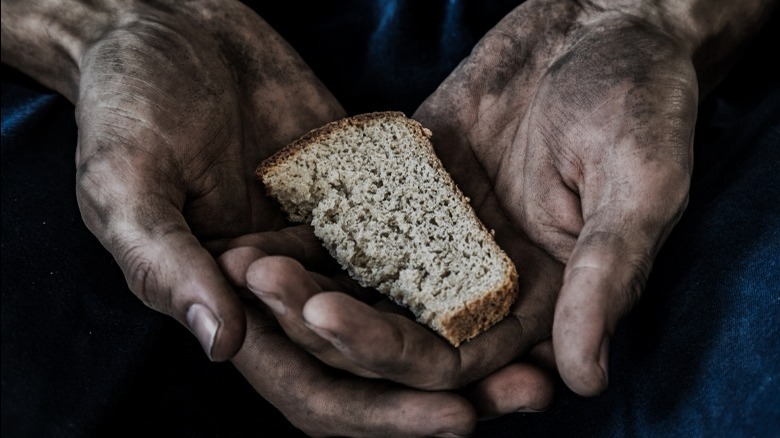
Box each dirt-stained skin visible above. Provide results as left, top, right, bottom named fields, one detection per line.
left=1, top=0, right=775, bottom=436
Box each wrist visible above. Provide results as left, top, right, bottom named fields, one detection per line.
left=676, top=0, right=776, bottom=94
left=1, top=1, right=122, bottom=101
left=581, top=0, right=776, bottom=95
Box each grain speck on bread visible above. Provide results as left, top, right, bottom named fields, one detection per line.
left=258, top=111, right=518, bottom=346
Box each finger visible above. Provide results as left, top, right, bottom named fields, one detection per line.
left=302, top=279, right=561, bottom=391
left=553, top=191, right=687, bottom=395
left=553, top=232, right=624, bottom=396
left=466, top=362, right=555, bottom=419
left=303, top=291, right=470, bottom=389
left=218, top=246, right=268, bottom=288
left=246, top=256, right=328, bottom=346
left=76, top=171, right=244, bottom=362
left=302, top=291, right=550, bottom=391
left=527, top=339, right=557, bottom=372
left=221, top=225, right=335, bottom=269
left=218, top=244, right=364, bottom=297
left=234, top=306, right=477, bottom=438
left=244, top=256, right=380, bottom=377
left=230, top=213, right=558, bottom=391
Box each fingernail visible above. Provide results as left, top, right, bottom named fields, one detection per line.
left=517, top=407, right=545, bottom=413
left=303, top=321, right=345, bottom=350
left=186, top=304, right=219, bottom=361
left=256, top=291, right=286, bottom=315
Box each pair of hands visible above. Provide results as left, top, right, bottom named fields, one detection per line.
left=6, top=0, right=737, bottom=435
left=211, top=2, right=696, bottom=435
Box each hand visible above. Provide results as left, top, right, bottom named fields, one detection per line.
left=220, top=225, right=557, bottom=425
left=221, top=226, right=476, bottom=437
left=235, top=305, right=478, bottom=438
left=219, top=226, right=555, bottom=436
left=413, top=0, right=701, bottom=395
left=1, top=0, right=345, bottom=361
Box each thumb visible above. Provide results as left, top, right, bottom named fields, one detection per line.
left=77, top=172, right=245, bottom=361
left=552, top=142, right=691, bottom=395
left=553, top=213, right=680, bottom=396
left=132, top=220, right=246, bottom=362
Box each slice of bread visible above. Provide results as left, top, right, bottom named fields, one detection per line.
left=258, top=111, right=518, bottom=346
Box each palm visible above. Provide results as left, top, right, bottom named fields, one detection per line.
left=68, top=1, right=344, bottom=361
left=414, top=1, right=697, bottom=394
left=75, top=3, right=344, bottom=245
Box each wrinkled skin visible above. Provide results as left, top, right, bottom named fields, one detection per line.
left=415, top=0, right=698, bottom=396
left=412, top=0, right=773, bottom=399
left=233, top=0, right=698, bottom=409
left=70, top=1, right=345, bottom=361
left=4, top=0, right=771, bottom=435
left=3, top=0, right=554, bottom=435
left=69, top=1, right=512, bottom=435
left=219, top=227, right=555, bottom=436
left=220, top=226, right=556, bottom=435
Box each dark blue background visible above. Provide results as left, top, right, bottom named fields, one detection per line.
left=2, top=1, right=778, bottom=436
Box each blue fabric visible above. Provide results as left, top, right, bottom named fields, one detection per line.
left=0, top=93, right=56, bottom=138
left=2, top=1, right=778, bottom=436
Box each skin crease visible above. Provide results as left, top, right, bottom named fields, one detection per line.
left=414, top=0, right=699, bottom=396
left=2, top=1, right=554, bottom=435
left=218, top=228, right=557, bottom=435
left=2, top=0, right=775, bottom=436
left=230, top=0, right=774, bottom=428
left=70, top=3, right=348, bottom=363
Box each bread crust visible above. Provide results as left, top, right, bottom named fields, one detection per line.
left=438, top=265, right=518, bottom=346
left=258, top=112, right=410, bottom=180
left=257, top=111, right=519, bottom=347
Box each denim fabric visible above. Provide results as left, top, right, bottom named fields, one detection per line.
left=2, top=1, right=778, bottom=437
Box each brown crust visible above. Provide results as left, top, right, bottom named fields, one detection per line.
left=257, top=111, right=409, bottom=180
left=438, top=264, right=518, bottom=346
left=257, top=111, right=519, bottom=347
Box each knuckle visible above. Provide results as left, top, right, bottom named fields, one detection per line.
left=431, top=359, right=463, bottom=390
left=623, top=252, right=653, bottom=310
left=363, top=323, right=460, bottom=390
left=569, top=230, right=652, bottom=315
left=511, top=312, right=545, bottom=342
left=118, top=241, right=171, bottom=314
left=75, top=155, right=117, bottom=230
left=296, top=336, right=334, bottom=359
left=416, top=348, right=463, bottom=390
left=477, top=28, right=523, bottom=59
left=369, top=330, right=410, bottom=374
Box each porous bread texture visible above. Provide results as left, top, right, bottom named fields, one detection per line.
left=258, top=112, right=518, bottom=346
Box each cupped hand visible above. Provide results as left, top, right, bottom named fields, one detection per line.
left=220, top=224, right=558, bottom=421
left=235, top=304, right=477, bottom=438
left=215, top=0, right=699, bottom=416
left=413, top=0, right=697, bottom=396
left=72, top=0, right=345, bottom=360
left=220, top=226, right=553, bottom=436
